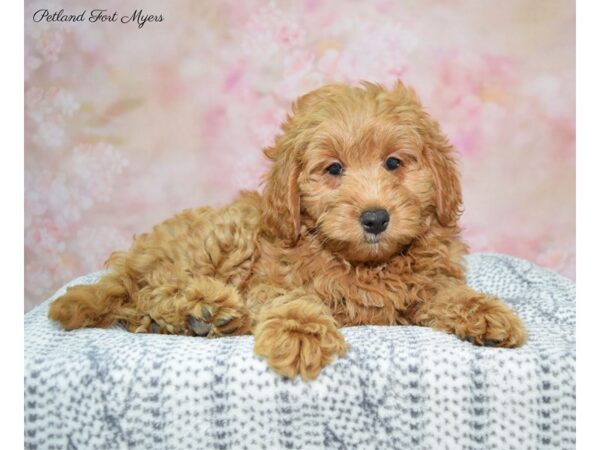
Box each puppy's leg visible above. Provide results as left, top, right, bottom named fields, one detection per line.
left=408, top=282, right=527, bottom=347
left=253, top=289, right=348, bottom=380
left=136, top=275, right=252, bottom=337
left=48, top=271, right=138, bottom=330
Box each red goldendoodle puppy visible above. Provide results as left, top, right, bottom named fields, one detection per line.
left=48, top=81, right=526, bottom=380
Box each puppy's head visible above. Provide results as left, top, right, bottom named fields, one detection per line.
left=261, top=82, right=462, bottom=263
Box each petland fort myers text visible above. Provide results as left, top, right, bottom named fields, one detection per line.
left=32, top=9, right=163, bottom=29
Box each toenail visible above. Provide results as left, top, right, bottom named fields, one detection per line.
left=215, top=317, right=233, bottom=327
left=201, top=308, right=212, bottom=321
left=220, top=325, right=240, bottom=335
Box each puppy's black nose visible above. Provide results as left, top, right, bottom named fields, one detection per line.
left=360, top=209, right=389, bottom=235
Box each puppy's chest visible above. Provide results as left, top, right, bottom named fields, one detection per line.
left=307, top=266, right=420, bottom=323
left=255, top=248, right=424, bottom=324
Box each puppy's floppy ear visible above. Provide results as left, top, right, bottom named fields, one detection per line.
left=261, top=86, right=342, bottom=243
left=387, top=81, right=463, bottom=227
left=422, top=123, right=463, bottom=227
left=261, top=136, right=302, bottom=244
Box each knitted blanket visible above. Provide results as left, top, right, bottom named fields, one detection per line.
left=24, top=253, right=576, bottom=450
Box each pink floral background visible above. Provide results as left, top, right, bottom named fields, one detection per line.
left=24, top=0, right=575, bottom=311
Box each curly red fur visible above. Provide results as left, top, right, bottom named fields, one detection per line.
left=48, top=81, right=526, bottom=380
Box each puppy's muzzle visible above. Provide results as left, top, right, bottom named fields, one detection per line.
left=360, top=209, right=389, bottom=235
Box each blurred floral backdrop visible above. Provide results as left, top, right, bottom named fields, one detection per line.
left=24, top=0, right=575, bottom=311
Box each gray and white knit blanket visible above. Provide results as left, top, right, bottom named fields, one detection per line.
left=24, top=253, right=575, bottom=450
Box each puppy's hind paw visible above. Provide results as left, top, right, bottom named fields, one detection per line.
left=187, top=304, right=251, bottom=337
left=183, top=278, right=252, bottom=337
left=187, top=316, right=212, bottom=336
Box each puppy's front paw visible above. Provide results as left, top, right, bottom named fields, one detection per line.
left=253, top=297, right=348, bottom=380
left=254, top=320, right=347, bottom=380
left=458, top=296, right=527, bottom=348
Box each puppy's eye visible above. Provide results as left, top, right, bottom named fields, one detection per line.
left=325, top=162, right=344, bottom=176
left=385, top=157, right=403, bottom=171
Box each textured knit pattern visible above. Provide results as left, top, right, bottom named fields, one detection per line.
left=24, top=253, right=575, bottom=450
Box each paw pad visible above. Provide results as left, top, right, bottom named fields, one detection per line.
left=187, top=316, right=212, bottom=336
left=186, top=305, right=250, bottom=337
